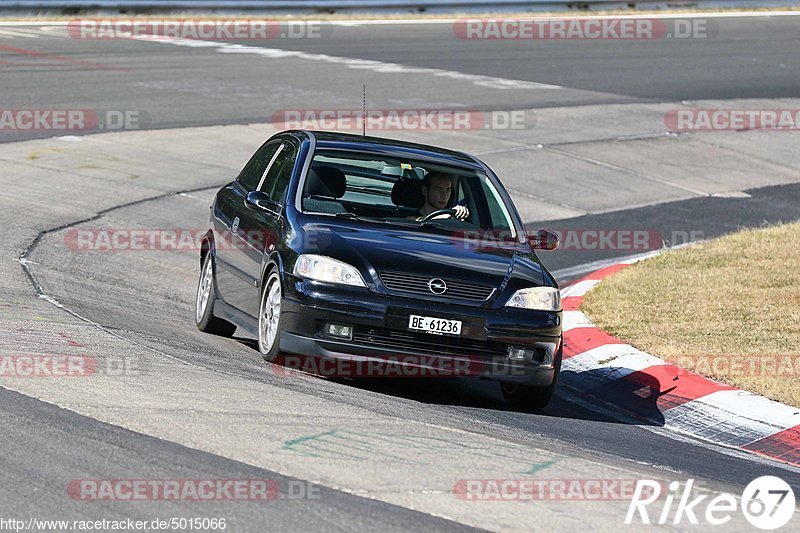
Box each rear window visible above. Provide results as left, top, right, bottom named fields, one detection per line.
left=315, top=153, right=398, bottom=207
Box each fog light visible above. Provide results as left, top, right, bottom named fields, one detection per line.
left=324, top=323, right=352, bottom=340
left=506, top=346, right=535, bottom=361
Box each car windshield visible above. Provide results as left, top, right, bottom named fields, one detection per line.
left=301, top=149, right=518, bottom=238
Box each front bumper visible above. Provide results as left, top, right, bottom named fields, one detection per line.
left=279, top=276, right=562, bottom=386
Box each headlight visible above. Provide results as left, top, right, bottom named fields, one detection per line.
left=293, top=254, right=366, bottom=287
left=505, top=286, right=561, bottom=311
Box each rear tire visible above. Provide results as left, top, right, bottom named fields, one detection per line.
left=195, top=253, right=237, bottom=337
left=258, top=270, right=283, bottom=362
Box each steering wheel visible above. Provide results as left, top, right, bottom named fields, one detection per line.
left=420, top=208, right=457, bottom=223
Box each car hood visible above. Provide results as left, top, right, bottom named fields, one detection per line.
left=305, top=220, right=546, bottom=297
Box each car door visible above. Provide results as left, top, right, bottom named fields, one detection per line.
left=212, top=140, right=282, bottom=312
left=225, top=139, right=299, bottom=317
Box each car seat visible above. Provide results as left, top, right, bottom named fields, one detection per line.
left=303, top=165, right=348, bottom=214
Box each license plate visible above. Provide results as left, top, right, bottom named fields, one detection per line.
left=408, top=315, right=462, bottom=336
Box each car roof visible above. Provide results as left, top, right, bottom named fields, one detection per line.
left=293, top=130, right=485, bottom=171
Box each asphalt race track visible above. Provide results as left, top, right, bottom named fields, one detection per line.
left=1, top=12, right=799, bottom=532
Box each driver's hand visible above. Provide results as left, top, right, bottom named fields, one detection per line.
left=454, top=205, right=469, bottom=220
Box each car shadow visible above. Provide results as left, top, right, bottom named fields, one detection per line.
left=236, top=340, right=673, bottom=426
left=557, top=366, right=670, bottom=427
left=340, top=368, right=671, bottom=427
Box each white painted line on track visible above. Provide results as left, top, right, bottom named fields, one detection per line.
left=128, top=34, right=563, bottom=90
left=0, top=28, right=40, bottom=37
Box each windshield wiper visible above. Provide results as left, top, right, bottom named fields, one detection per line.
left=334, top=213, right=415, bottom=227
left=334, top=212, right=387, bottom=223
left=334, top=212, right=362, bottom=220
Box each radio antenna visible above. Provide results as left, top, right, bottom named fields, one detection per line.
left=362, top=84, right=366, bottom=137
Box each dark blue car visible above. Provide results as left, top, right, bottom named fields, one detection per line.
left=196, top=130, right=562, bottom=409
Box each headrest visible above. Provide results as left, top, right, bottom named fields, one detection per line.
left=307, top=165, right=347, bottom=199
left=391, top=178, right=425, bottom=208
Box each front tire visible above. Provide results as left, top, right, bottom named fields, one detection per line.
left=258, top=270, right=283, bottom=362
left=195, top=253, right=237, bottom=337
left=500, top=343, right=562, bottom=411
left=500, top=381, right=556, bottom=411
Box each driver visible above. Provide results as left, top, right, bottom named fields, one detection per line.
left=408, top=171, right=469, bottom=221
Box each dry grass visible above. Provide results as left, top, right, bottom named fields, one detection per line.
left=582, top=222, right=800, bottom=407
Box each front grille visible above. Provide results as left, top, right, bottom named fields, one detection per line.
left=379, top=271, right=495, bottom=301
left=352, top=326, right=507, bottom=359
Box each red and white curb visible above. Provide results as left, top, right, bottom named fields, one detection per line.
left=559, top=257, right=800, bottom=468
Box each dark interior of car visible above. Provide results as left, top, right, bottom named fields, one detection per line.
left=303, top=163, right=429, bottom=219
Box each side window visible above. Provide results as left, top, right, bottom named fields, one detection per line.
left=258, top=142, right=297, bottom=203
left=237, top=141, right=281, bottom=191
left=478, top=177, right=513, bottom=234
left=456, top=176, right=479, bottom=228
left=456, top=177, right=467, bottom=203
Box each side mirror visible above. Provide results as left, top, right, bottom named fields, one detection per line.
left=529, top=229, right=559, bottom=251
left=245, top=191, right=282, bottom=214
